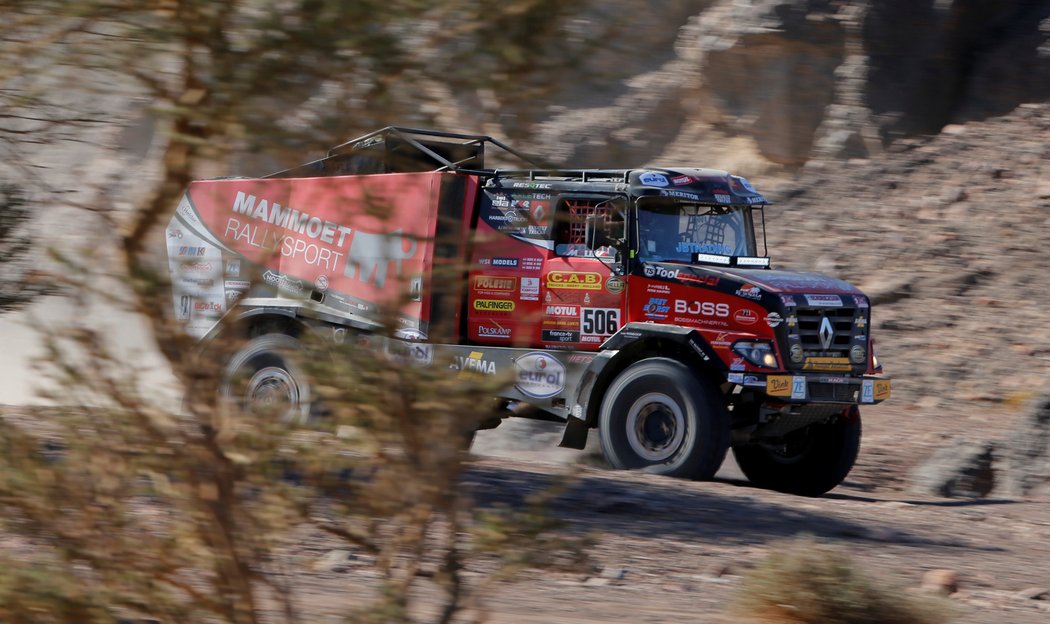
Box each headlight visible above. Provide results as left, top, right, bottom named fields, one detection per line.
left=732, top=341, right=779, bottom=369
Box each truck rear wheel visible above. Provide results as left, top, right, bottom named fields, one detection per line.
left=220, top=333, right=314, bottom=423
left=598, top=358, right=729, bottom=479
left=732, top=407, right=861, bottom=497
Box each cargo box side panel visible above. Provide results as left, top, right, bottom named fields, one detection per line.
left=426, top=174, right=480, bottom=342
left=178, top=172, right=443, bottom=334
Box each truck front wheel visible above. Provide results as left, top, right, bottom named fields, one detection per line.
left=598, top=358, right=729, bottom=479
left=732, top=407, right=861, bottom=497
left=219, top=333, right=314, bottom=423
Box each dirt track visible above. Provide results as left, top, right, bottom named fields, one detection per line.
left=281, top=403, right=1050, bottom=623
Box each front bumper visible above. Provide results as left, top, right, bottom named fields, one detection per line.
left=726, top=372, right=891, bottom=405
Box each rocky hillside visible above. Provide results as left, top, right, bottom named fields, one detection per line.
left=503, top=0, right=1050, bottom=172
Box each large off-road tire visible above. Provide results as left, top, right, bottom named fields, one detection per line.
left=598, top=358, right=730, bottom=479
left=732, top=407, right=862, bottom=497
left=219, top=333, right=314, bottom=423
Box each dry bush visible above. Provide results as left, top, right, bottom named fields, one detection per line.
left=728, top=536, right=954, bottom=624
left=0, top=251, right=589, bottom=623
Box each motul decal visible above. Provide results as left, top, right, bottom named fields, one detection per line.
left=545, top=304, right=580, bottom=317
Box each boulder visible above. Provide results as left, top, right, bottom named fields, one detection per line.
left=996, top=393, right=1050, bottom=497
left=912, top=440, right=996, bottom=498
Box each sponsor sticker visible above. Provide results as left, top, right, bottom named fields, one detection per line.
left=521, top=257, right=543, bottom=271
left=767, top=376, right=792, bottom=397
left=710, top=332, right=732, bottom=348
left=639, top=172, right=669, bottom=187
left=644, top=297, right=670, bottom=320
left=803, top=357, right=852, bottom=372
left=520, top=277, right=539, bottom=301
left=542, top=329, right=580, bottom=343
left=643, top=264, right=679, bottom=280
left=734, top=308, right=758, bottom=326
left=853, top=295, right=870, bottom=308
left=671, top=175, right=693, bottom=185
left=547, top=271, right=602, bottom=290
left=804, top=294, right=843, bottom=307
left=451, top=351, right=496, bottom=375
left=490, top=257, right=519, bottom=268
left=862, top=379, right=875, bottom=403
left=736, top=284, right=762, bottom=300
left=675, top=299, right=730, bottom=318
left=873, top=379, right=891, bottom=401
left=477, top=324, right=512, bottom=339
left=606, top=276, right=626, bottom=294
left=732, top=176, right=758, bottom=193
left=514, top=352, right=566, bottom=399
left=474, top=299, right=515, bottom=312
left=791, top=376, right=807, bottom=399
left=727, top=372, right=744, bottom=384
left=766, top=312, right=783, bottom=328
left=546, top=304, right=580, bottom=316
left=474, top=275, right=516, bottom=292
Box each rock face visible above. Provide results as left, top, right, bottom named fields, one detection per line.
left=525, top=0, right=1050, bottom=170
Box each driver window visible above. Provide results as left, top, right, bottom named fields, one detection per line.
left=554, top=198, right=624, bottom=259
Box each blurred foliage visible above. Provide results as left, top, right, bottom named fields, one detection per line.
left=0, top=2, right=600, bottom=621
left=0, top=284, right=590, bottom=622
left=0, top=0, right=596, bottom=163
left=728, top=536, right=954, bottom=624
left=0, top=182, right=50, bottom=311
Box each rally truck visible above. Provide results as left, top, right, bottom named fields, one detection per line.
left=166, top=127, right=890, bottom=496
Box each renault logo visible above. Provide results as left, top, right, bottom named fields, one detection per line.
left=819, top=316, right=835, bottom=350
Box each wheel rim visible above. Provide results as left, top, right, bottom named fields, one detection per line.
left=625, top=392, right=686, bottom=462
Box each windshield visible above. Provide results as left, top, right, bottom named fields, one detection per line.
left=636, top=199, right=756, bottom=262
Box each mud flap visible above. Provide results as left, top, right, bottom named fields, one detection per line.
left=559, top=416, right=590, bottom=450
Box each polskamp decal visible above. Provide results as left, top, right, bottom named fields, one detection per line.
left=639, top=172, right=669, bottom=187
left=514, top=352, right=566, bottom=399
left=478, top=324, right=512, bottom=339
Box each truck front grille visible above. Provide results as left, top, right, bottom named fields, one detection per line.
left=796, top=307, right=856, bottom=355
left=789, top=304, right=869, bottom=371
